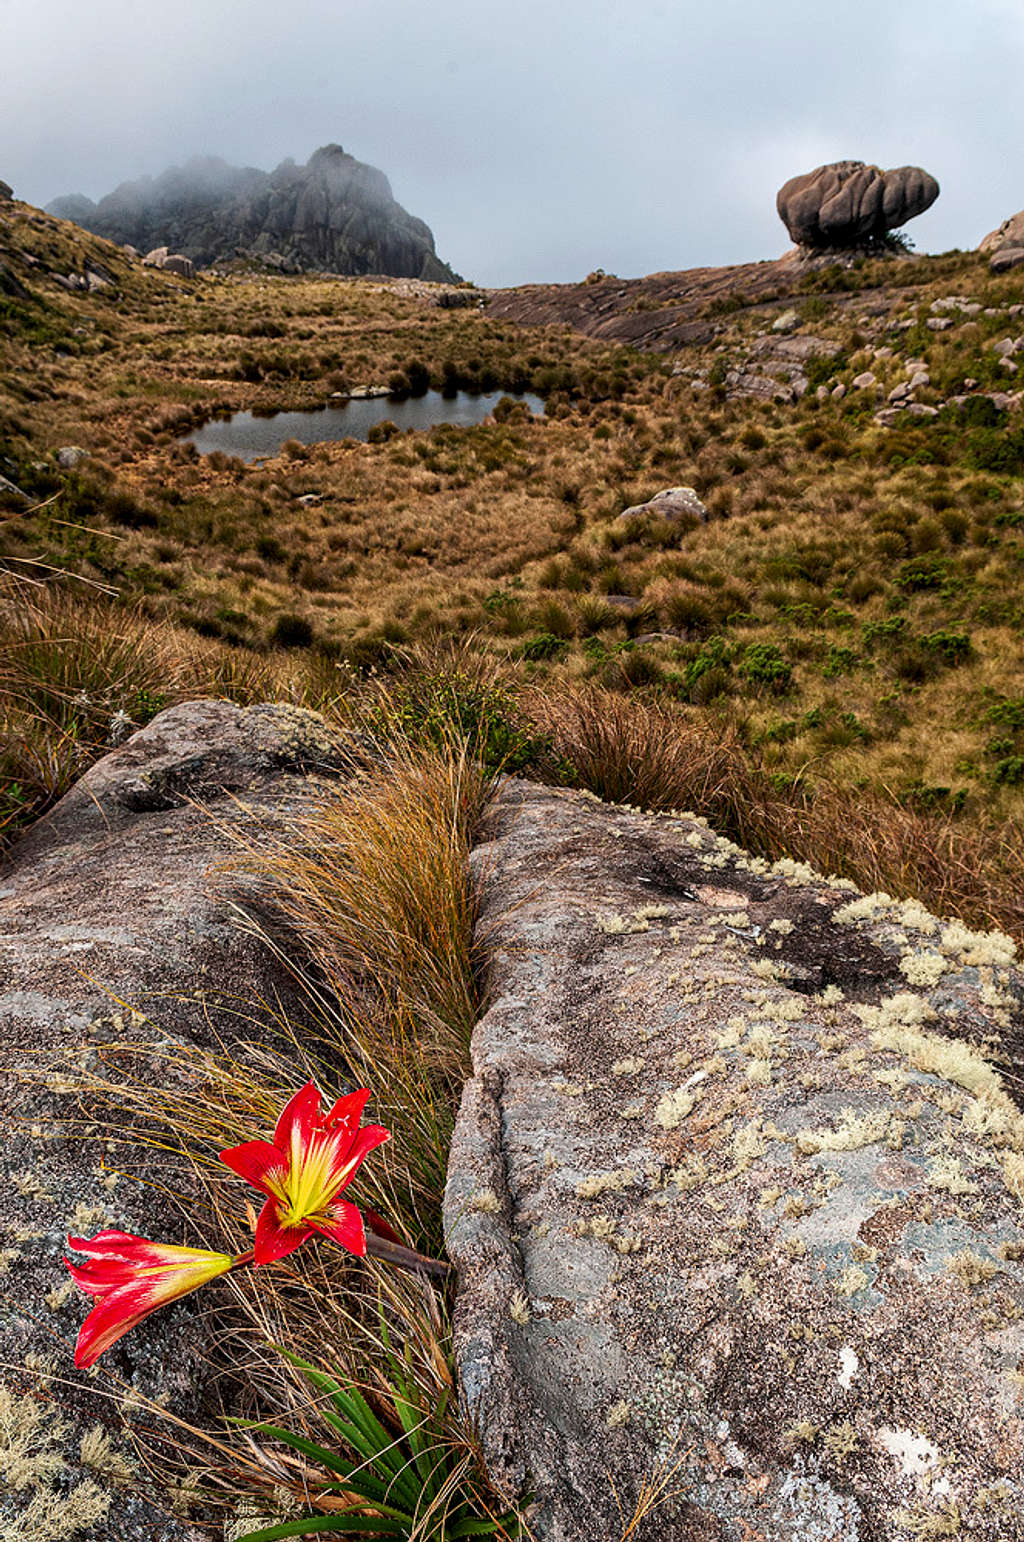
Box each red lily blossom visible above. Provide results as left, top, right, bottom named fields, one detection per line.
left=219, top=1082, right=390, bottom=1265
left=65, top=1231, right=246, bottom=1368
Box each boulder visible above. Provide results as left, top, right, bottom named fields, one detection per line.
left=992, top=249, right=1024, bottom=275
left=980, top=211, right=1024, bottom=255
left=162, top=253, right=195, bottom=278
left=56, top=445, right=89, bottom=469
left=446, top=782, right=1024, bottom=1541
left=617, top=486, right=709, bottom=524
left=0, top=701, right=355, bottom=1540
left=777, top=161, right=939, bottom=249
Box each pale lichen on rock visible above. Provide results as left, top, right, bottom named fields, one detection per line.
left=445, top=780, right=1024, bottom=1540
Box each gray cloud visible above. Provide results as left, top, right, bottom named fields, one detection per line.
left=5, top=0, right=1024, bottom=285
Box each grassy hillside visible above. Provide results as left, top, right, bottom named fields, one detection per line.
left=6, top=194, right=1024, bottom=1535
left=4, top=193, right=1024, bottom=922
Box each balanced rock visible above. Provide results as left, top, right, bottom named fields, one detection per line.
left=447, top=781, right=1024, bottom=1541
left=777, top=161, right=939, bottom=249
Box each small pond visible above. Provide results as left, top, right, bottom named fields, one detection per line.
left=184, top=389, right=545, bottom=462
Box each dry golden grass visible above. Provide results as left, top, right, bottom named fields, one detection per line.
left=531, top=683, right=1024, bottom=943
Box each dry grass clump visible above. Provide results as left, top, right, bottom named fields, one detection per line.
left=531, top=683, right=1024, bottom=943
left=0, top=575, right=333, bottom=850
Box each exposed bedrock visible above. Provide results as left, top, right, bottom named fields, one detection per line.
left=777, top=161, right=940, bottom=249
left=0, top=701, right=355, bottom=1540
left=445, top=782, right=1024, bottom=1541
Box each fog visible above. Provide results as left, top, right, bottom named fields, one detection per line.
left=6, top=0, right=1024, bottom=285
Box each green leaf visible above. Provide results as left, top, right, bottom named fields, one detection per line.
left=231, top=1517, right=409, bottom=1540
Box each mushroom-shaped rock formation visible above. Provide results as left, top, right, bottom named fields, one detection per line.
left=777, top=161, right=939, bottom=249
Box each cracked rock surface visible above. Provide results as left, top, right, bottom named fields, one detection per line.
left=445, top=781, right=1024, bottom=1541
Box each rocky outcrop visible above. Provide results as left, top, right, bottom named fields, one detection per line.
left=0, top=701, right=355, bottom=1540
left=981, top=211, right=1024, bottom=255
left=446, top=782, right=1024, bottom=1541
left=142, top=245, right=194, bottom=278
left=981, top=212, right=1024, bottom=274
left=47, top=145, right=457, bottom=281
left=777, top=161, right=939, bottom=249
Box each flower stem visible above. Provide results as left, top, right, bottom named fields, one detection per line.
left=364, top=1234, right=451, bottom=1279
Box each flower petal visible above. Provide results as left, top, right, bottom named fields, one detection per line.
left=314, top=1198, right=366, bottom=1257
left=253, top=1199, right=313, bottom=1265
left=363, top=1206, right=404, bottom=1248
left=322, top=1087, right=371, bottom=1146
left=273, top=1081, right=322, bottom=1155
left=74, top=1286, right=160, bottom=1367
left=329, top=1122, right=390, bottom=1192
left=218, top=1139, right=287, bottom=1196
left=64, top=1237, right=236, bottom=1367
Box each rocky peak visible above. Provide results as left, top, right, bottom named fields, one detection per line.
left=46, top=144, right=457, bottom=281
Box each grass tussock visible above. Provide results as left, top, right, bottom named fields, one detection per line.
left=54, top=737, right=507, bottom=1531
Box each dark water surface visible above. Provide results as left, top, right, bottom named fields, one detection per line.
left=184, top=390, right=545, bottom=462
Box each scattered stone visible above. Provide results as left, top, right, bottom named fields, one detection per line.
left=905, top=402, right=939, bottom=418
left=617, top=487, right=708, bottom=524
left=776, top=160, right=939, bottom=248
left=142, top=246, right=195, bottom=278
left=927, top=317, right=953, bottom=331
left=56, top=446, right=88, bottom=469
left=447, top=782, right=1024, bottom=1541
left=162, top=253, right=194, bottom=278
left=726, top=369, right=796, bottom=404
left=771, top=309, right=799, bottom=334
left=831, top=382, right=847, bottom=399
left=852, top=371, right=877, bottom=389
left=874, top=407, right=905, bottom=427
left=295, top=492, right=322, bottom=506
left=888, top=382, right=913, bottom=404
left=0, top=473, right=29, bottom=502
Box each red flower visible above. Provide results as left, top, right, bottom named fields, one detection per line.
left=219, top=1082, right=389, bottom=1265
left=65, top=1231, right=240, bottom=1368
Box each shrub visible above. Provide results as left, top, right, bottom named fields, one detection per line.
left=368, top=419, right=400, bottom=444
left=517, top=631, right=569, bottom=662
left=269, top=613, right=315, bottom=649
left=738, top=642, right=793, bottom=692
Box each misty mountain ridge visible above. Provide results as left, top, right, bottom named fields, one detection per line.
left=47, top=144, right=458, bottom=281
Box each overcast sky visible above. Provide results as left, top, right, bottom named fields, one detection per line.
left=5, top=0, right=1024, bottom=286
